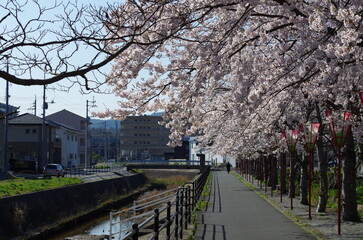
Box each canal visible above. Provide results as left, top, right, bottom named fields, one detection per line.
left=47, top=209, right=132, bottom=240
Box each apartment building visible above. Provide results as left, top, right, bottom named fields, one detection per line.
left=120, top=115, right=173, bottom=161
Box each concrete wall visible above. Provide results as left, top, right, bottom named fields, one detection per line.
left=0, top=173, right=146, bottom=240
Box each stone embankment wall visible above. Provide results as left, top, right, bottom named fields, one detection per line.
left=0, top=173, right=147, bottom=240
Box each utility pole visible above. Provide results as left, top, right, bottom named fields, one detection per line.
left=85, top=97, right=96, bottom=168
left=105, top=121, right=108, bottom=161
left=40, top=87, right=55, bottom=168
left=41, top=85, right=47, bottom=168
left=2, top=57, right=9, bottom=174
left=115, top=120, right=119, bottom=162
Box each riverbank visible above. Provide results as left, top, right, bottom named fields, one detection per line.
left=0, top=173, right=147, bottom=240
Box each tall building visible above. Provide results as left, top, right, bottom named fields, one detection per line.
left=120, top=115, right=173, bottom=161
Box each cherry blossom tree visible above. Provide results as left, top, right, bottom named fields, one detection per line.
left=1, top=0, right=361, bottom=222
left=102, top=0, right=362, bottom=221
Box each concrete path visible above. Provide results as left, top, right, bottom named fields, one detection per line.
left=195, top=170, right=317, bottom=240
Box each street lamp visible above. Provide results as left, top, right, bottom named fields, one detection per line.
left=325, top=110, right=351, bottom=235
left=281, top=129, right=298, bottom=210
left=301, top=122, right=320, bottom=219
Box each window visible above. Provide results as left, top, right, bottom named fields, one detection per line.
left=32, top=129, right=37, bottom=134
left=25, top=129, right=30, bottom=134
left=70, top=153, right=73, bottom=159
left=80, top=138, right=85, bottom=146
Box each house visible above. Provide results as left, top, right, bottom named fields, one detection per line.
left=120, top=115, right=173, bottom=161
left=0, top=102, right=19, bottom=173
left=46, top=110, right=88, bottom=166
left=7, top=113, right=80, bottom=168
left=47, top=120, right=81, bottom=167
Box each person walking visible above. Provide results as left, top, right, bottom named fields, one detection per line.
left=226, top=162, right=231, bottom=173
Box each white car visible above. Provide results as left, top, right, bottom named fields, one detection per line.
left=43, top=164, right=66, bottom=178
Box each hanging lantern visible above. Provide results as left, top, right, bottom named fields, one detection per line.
left=301, top=122, right=320, bottom=152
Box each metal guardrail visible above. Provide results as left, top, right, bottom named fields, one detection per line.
left=65, top=165, right=126, bottom=177
left=122, top=160, right=211, bottom=165
left=108, top=166, right=211, bottom=240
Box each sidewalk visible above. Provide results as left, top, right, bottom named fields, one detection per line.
left=195, top=170, right=317, bottom=240
left=236, top=172, right=363, bottom=240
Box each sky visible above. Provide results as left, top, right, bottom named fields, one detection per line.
left=0, top=0, right=121, bottom=119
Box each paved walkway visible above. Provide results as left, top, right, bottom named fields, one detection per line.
left=195, top=170, right=316, bottom=240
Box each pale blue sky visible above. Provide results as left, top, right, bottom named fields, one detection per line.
left=0, top=0, right=121, bottom=119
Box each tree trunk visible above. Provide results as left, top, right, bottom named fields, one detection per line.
left=343, top=130, right=361, bottom=222
left=300, top=153, right=309, bottom=205
left=268, top=155, right=277, bottom=190
left=316, top=104, right=328, bottom=213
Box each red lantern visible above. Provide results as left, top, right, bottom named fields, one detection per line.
left=325, top=110, right=351, bottom=235
left=301, top=122, right=321, bottom=219
left=282, top=129, right=299, bottom=210
left=359, top=91, right=363, bottom=105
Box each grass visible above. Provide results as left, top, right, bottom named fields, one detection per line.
left=149, top=175, right=190, bottom=190
left=188, top=173, right=212, bottom=240
left=0, top=177, right=83, bottom=198
left=310, top=178, right=363, bottom=213
left=93, top=165, right=110, bottom=169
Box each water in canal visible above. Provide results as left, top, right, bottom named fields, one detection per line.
left=48, top=211, right=132, bottom=240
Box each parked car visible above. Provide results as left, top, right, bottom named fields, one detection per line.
left=43, top=164, right=66, bottom=178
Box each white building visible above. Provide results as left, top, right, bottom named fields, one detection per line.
left=48, top=120, right=80, bottom=167
left=188, top=137, right=235, bottom=166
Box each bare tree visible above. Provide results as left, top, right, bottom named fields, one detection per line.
left=0, top=0, right=175, bottom=91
